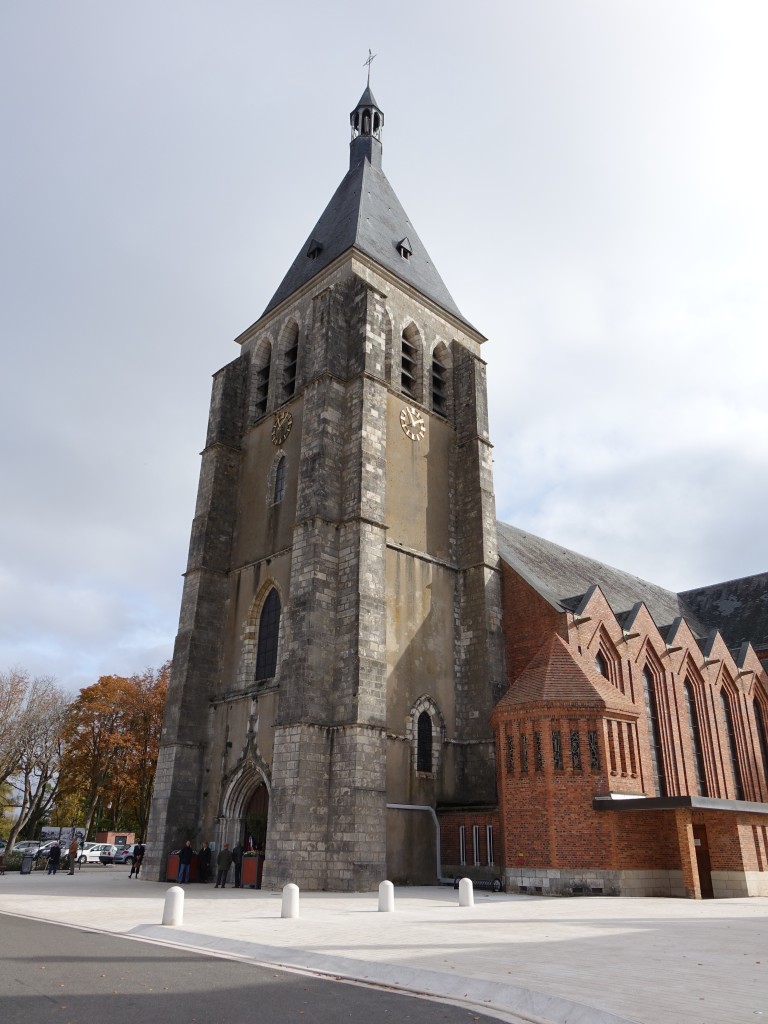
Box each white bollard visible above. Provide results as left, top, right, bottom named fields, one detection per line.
left=458, top=877, right=474, bottom=907
left=378, top=880, right=395, bottom=912
left=162, top=885, right=184, bottom=926
left=281, top=882, right=300, bottom=918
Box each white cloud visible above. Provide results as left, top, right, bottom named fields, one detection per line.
left=1, top=1, right=765, bottom=689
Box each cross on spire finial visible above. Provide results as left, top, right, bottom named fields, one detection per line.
left=364, top=48, right=377, bottom=86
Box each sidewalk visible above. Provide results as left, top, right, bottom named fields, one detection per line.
left=1, top=867, right=767, bottom=1024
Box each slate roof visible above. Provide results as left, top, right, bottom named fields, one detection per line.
left=261, top=141, right=473, bottom=330
left=496, top=521, right=706, bottom=635
left=494, top=633, right=637, bottom=715
left=680, top=574, right=768, bottom=651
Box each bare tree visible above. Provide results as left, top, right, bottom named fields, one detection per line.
left=3, top=675, right=71, bottom=850
left=0, top=668, right=29, bottom=789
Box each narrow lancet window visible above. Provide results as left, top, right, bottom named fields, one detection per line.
left=401, top=325, right=421, bottom=401
left=282, top=323, right=299, bottom=401
left=721, top=689, right=744, bottom=800
left=273, top=455, right=286, bottom=504
left=684, top=680, right=708, bottom=796
left=253, top=344, right=272, bottom=420
left=432, top=350, right=447, bottom=417
left=255, top=589, right=281, bottom=681
left=642, top=668, right=667, bottom=797
left=417, top=711, right=433, bottom=772
left=754, top=699, right=768, bottom=795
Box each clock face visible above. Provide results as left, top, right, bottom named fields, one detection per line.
left=271, top=410, right=293, bottom=445
left=400, top=405, right=426, bottom=441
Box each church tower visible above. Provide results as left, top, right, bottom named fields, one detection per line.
left=145, top=82, right=505, bottom=890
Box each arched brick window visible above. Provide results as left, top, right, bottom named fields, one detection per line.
left=754, top=698, right=768, bottom=796
left=255, top=589, right=281, bottom=681
left=684, top=679, right=708, bottom=796
left=642, top=667, right=667, bottom=797
left=593, top=635, right=624, bottom=692
left=721, top=688, right=744, bottom=800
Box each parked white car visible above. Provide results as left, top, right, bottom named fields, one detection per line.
left=78, top=843, right=117, bottom=865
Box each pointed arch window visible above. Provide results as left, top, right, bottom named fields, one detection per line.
left=721, top=688, right=744, bottom=800
left=282, top=323, right=299, bottom=401
left=253, top=343, right=272, bottom=420
left=684, top=679, right=708, bottom=796
left=642, top=667, right=667, bottom=797
left=417, top=711, right=433, bottom=772
left=401, top=325, right=421, bottom=402
left=754, top=699, right=768, bottom=796
left=255, top=589, right=280, bottom=681
left=594, top=640, right=625, bottom=691
left=431, top=347, right=448, bottom=417
left=273, top=455, right=286, bottom=505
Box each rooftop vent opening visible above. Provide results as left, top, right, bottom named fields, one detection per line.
left=397, top=237, right=413, bottom=261
left=307, top=238, right=323, bottom=260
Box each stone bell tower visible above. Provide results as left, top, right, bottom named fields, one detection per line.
left=145, top=81, right=505, bottom=891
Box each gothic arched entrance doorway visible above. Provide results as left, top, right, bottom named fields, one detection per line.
left=245, top=781, right=269, bottom=852
left=242, top=782, right=268, bottom=888
left=220, top=760, right=270, bottom=887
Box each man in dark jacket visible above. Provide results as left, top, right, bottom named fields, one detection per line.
left=177, top=840, right=193, bottom=883
left=232, top=841, right=244, bottom=888
left=215, top=844, right=233, bottom=888
left=47, top=842, right=61, bottom=875
left=198, top=841, right=211, bottom=883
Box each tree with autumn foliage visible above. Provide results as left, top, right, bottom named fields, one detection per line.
left=56, top=664, right=168, bottom=839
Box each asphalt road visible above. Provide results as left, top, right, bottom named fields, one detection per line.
left=0, top=914, right=501, bottom=1024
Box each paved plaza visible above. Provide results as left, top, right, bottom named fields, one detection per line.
left=1, top=867, right=767, bottom=1023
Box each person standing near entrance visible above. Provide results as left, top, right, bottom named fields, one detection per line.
left=67, top=835, right=79, bottom=875
left=129, top=839, right=145, bottom=879
left=214, top=844, right=233, bottom=888
left=177, top=839, right=193, bottom=883
left=231, top=841, right=244, bottom=888
left=198, top=841, right=211, bottom=883
left=47, top=842, right=61, bottom=875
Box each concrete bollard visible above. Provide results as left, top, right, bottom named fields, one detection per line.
left=458, top=877, right=474, bottom=907
left=162, top=885, right=184, bottom=926
left=281, top=882, right=300, bottom=918
left=378, top=880, right=395, bottom=912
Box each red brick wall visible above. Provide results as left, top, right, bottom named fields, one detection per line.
left=494, top=567, right=768, bottom=885
left=496, top=713, right=617, bottom=870
left=438, top=808, right=500, bottom=869
left=500, top=563, right=564, bottom=685
left=605, top=811, right=680, bottom=870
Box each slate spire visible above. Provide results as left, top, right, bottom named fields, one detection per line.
left=260, top=83, right=472, bottom=330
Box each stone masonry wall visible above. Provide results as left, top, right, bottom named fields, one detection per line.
left=145, top=356, right=247, bottom=881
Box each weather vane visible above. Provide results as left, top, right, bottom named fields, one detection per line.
left=364, top=48, right=377, bottom=86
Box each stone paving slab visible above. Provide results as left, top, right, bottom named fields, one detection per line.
left=1, top=867, right=767, bottom=1024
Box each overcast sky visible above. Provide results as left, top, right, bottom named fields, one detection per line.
left=2, top=1, right=766, bottom=692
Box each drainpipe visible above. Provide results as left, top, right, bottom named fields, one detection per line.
left=386, top=803, right=451, bottom=884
